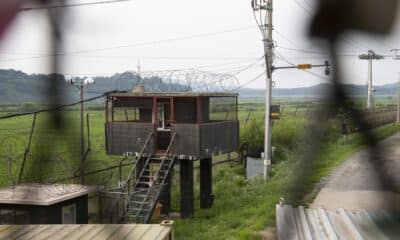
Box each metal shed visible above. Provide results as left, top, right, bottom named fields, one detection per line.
left=0, top=184, right=96, bottom=224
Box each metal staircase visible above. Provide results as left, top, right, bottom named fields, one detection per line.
left=125, top=132, right=177, bottom=223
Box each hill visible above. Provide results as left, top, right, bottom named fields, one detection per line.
left=0, top=69, right=398, bottom=104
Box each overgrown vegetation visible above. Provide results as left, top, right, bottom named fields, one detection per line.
left=0, top=99, right=399, bottom=239
left=173, top=117, right=400, bottom=239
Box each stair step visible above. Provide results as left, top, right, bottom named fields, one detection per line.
left=137, top=181, right=151, bottom=185
left=129, top=207, right=151, bottom=212
left=130, top=200, right=148, bottom=205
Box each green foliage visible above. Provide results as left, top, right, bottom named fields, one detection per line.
left=21, top=102, right=39, bottom=112
left=1, top=100, right=400, bottom=239
left=240, top=118, right=264, bottom=157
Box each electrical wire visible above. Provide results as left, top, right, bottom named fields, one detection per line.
left=19, top=0, right=134, bottom=11
left=0, top=26, right=257, bottom=62
left=276, top=45, right=359, bottom=57
left=0, top=90, right=117, bottom=120
left=293, top=0, right=313, bottom=16
left=291, top=0, right=378, bottom=54
left=234, top=71, right=266, bottom=90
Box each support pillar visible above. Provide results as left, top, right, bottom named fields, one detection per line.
left=159, top=166, right=172, bottom=215
left=180, top=160, right=194, bottom=218
left=200, top=157, right=213, bottom=209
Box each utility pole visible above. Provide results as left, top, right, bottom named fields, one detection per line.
left=70, top=77, right=95, bottom=184
left=391, top=49, right=400, bottom=123
left=397, top=73, right=400, bottom=123
left=359, top=50, right=383, bottom=110
left=251, top=1, right=329, bottom=180
left=137, top=59, right=141, bottom=77
left=252, top=0, right=273, bottom=179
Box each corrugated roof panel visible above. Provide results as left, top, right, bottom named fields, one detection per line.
left=0, top=224, right=172, bottom=240
left=275, top=205, right=300, bottom=240
left=305, top=208, right=326, bottom=239
left=297, top=206, right=313, bottom=240
left=276, top=205, right=398, bottom=240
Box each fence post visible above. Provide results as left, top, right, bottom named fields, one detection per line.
left=18, top=113, right=37, bottom=184
left=87, top=113, right=91, bottom=151
left=245, top=111, right=251, bottom=125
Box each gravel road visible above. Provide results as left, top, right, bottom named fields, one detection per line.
left=311, top=132, right=400, bottom=210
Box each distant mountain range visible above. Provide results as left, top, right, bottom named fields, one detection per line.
left=241, top=83, right=399, bottom=98
left=0, top=69, right=397, bottom=104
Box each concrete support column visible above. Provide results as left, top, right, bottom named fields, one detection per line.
left=180, top=160, right=194, bottom=218
left=200, top=157, right=213, bottom=209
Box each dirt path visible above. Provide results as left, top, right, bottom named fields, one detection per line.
left=311, top=132, right=400, bottom=210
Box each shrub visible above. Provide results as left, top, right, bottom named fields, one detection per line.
left=240, top=118, right=264, bottom=158
left=21, top=102, right=38, bottom=112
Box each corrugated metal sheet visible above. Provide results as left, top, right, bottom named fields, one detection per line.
left=276, top=205, right=400, bottom=240
left=0, top=223, right=173, bottom=240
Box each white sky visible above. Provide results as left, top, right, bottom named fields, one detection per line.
left=0, top=0, right=400, bottom=89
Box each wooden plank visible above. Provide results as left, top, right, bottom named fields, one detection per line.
left=12, top=225, right=49, bottom=240
left=148, top=227, right=171, bottom=240
left=276, top=205, right=300, bottom=240
left=63, top=224, right=95, bottom=239
left=0, top=226, right=13, bottom=238
left=0, top=225, right=29, bottom=239
left=105, top=225, right=137, bottom=240
left=74, top=225, right=109, bottom=240
left=95, top=225, right=123, bottom=240
left=124, top=225, right=152, bottom=240
left=47, top=225, right=82, bottom=240
left=138, top=225, right=168, bottom=240
left=31, top=225, right=65, bottom=240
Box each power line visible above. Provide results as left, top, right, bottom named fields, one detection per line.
left=293, top=0, right=313, bottom=16
left=274, top=29, right=301, bottom=49
left=291, top=0, right=374, bottom=54
left=234, top=71, right=266, bottom=90
left=276, top=45, right=359, bottom=57
left=0, top=26, right=256, bottom=62
left=57, top=58, right=262, bottom=77
left=0, top=90, right=117, bottom=120
left=220, top=56, right=265, bottom=75
left=301, top=0, right=313, bottom=9
left=19, top=0, right=134, bottom=11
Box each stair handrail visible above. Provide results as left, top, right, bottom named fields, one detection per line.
left=121, top=132, right=153, bottom=193
left=162, top=131, right=177, bottom=159
left=133, top=132, right=177, bottom=223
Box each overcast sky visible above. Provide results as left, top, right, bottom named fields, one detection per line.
left=0, top=0, right=399, bottom=89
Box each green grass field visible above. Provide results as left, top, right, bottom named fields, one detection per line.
left=0, top=98, right=399, bottom=239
